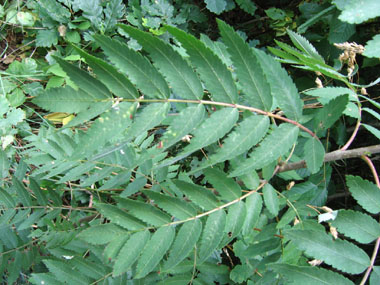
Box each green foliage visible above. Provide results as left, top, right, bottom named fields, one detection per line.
left=1, top=1, right=380, bottom=284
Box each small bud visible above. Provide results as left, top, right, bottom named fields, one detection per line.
left=315, top=77, right=323, bottom=88
left=308, top=259, right=323, bottom=266
left=361, top=87, right=368, bottom=95
left=330, top=226, right=338, bottom=239
left=181, top=135, right=192, bottom=143
left=58, top=25, right=67, bottom=37
left=321, top=206, right=333, bottom=213
left=286, top=181, right=295, bottom=190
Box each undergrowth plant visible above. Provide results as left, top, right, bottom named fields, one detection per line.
left=1, top=11, right=380, bottom=285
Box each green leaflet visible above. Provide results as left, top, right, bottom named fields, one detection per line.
left=163, top=219, right=202, bottom=271
left=146, top=191, right=197, bottom=220
left=69, top=259, right=107, bottom=280
left=286, top=229, right=370, bottom=274
left=335, top=0, right=380, bottom=24
left=104, top=235, right=130, bottom=263
left=72, top=102, right=135, bottom=159
left=160, top=107, right=239, bottom=167
left=159, top=104, right=205, bottom=150
left=230, top=123, right=299, bottom=177
left=218, top=20, right=272, bottom=111
left=201, top=34, right=233, bottom=67
left=99, top=170, right=131, bottom=191
left=363, top=107, right=380, bottom=121
left=346, top=175, right=380, bottom=214
left=12, top=177, right=32, bottom=206
left=71, top=45, right=138, bottom=99
left=64, top=102, right=112, bottom=128
left=362, top=124, right=380, bottom=140
left=54, top=57, right=111, bottom=100
left=29, top=178, right=48, bottom=205
left=78, top=223, right=127, bottom=245
left=135, top=226, right=175, bottom=279
left=263, top=184, right=279, bottom=217
left=157, top=274, right=193, bottom=285
left=331, top=210, right=380, bottom=244
left=204, top=168, right=241, bottom=201
left=96, top=204, right=146, bottom=230
left=198, top=210, right=226, bottom=264
left=235, top=0, right=257, bottom=15
left=242, top=192, right=262, bottom=237
left=0, top=187, right=15, bottom=208
left=120, top=25, right=203, bottom=100
left=94, top=35, right=170, bottom=99
left=29, top=273, right=63, bottom=285
left=58, top=161, right=94, bottom=183
left=18, top=209, right=46, bottom=230
left=182, top=107, right=238, bottom=153
left=204, top=0, right=226, bottom=14
left=371, top=267, right=380, bottom=284
left=220, top=201, right=246, bottom=245
left=287, top=30, right=324, bottom=62
left=254, top=49, right=303, bottom=121
left=121, top=176, right=146, bottom=197
left=304, top=137, right=325, bottom=174
left=241, top=238, right=281, bottom=257
left=364, top=34, right=380, bottom=58
left=173, top=179, right=219, bottom=211
left=269, top=264, right=354, bottom=285
left=32, top=86, right=101, bottom=113
left=166, top=26, right=238, bottom=103
left=203, top=115, right=269, bottom=169
left=113, top=230, right=150, bottom=277
left=126, top=103, right=170, bottom=140
left=304, top=86, right=358, bottom=104
left=315, top=94, right=349, bottom=131
left=81, top=166, right=118, bottom=187
left=115, top=197, right=171, bottom=226
left=269, top=40, right=346, bottom=82
left=43, top=260, right=90, bottom=285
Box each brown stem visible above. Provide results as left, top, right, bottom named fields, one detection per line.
left=360, top=156, right=380, bottom=285
left=361, top=155, right=380, bottom=188
left=278, top=144, right=380, bottom=173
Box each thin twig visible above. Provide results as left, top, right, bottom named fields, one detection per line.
left=278, top=144, right=380, bottom=173
left=359, top=155, right=380, bottom=285
left=361, top=155, right=380, bottom=188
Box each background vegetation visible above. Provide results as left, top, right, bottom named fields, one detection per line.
left=0, top=0, right=380, bottom=284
